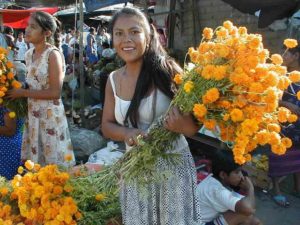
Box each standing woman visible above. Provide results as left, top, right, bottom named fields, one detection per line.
left=268, top=46, right=300, bottom=207
left=0, top=106, right=24, bottom=180
left=86, top=27, right=98, bottom=64
left=7, top=12, right=75, bottom=166
left=101, top=7, right=200, bottom=225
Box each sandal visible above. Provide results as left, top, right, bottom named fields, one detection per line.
left=272, top=195, right=290, bottom=208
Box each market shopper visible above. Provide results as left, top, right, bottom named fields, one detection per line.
left=86, top=27, right=98, bottom=64
left=0, top=106, right=24, bottom=180
left=7, top=11, right=75, bottom=167
left=268, top=46, right=300, bottom=207
left=101, top=7, right=200, bottom=225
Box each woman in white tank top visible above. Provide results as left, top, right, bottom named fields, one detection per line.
left=101, top=7, right=201, bottom=225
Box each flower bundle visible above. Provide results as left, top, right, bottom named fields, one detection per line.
left=173, top=21, right=299, bottom=164
left=0, top=161, right=121, bottom=225
left=0, top=47, right=27, bottom=118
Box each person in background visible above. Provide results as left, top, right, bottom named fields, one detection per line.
left=86, top=27, right=98, bottom=64
left=4, top=26, right=17, bottom=61
left=7, top=11, right=75, bottom=167
left=0, top=105, right=24, bottom=180
left=15, top=31, right=28, bottom=63
left=101, top=41, right=115, bottom=59
left=197, top=150, right=261, bottom=225
left=101, top=7, right=200, bottom=225
left=268, top=46, right=300, bottom=207
left=157, top=28, right=167, bottom=48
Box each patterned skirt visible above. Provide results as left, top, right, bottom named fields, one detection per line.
left=120, top=137, right=201, bottom=225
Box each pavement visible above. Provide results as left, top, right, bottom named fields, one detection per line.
left=255, top=176, right=300, bottom=225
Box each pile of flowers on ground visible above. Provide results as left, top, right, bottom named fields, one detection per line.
left=0, top=160, right=121, bottom=225
left=0, top=47, right=27, bottom=118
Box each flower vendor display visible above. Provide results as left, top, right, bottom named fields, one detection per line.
left=0, top=47, right=27, bottom=118
left=0, top=160, right=121, bottom=225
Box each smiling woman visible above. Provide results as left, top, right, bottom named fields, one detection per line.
left=101, top=6, right=201, bottom=225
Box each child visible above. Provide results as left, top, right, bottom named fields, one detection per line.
left=0, top=106, right=24, bottom=180
left=197, top=150, right=261, bottom=225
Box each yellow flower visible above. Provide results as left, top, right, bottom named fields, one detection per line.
left=24, top=160, right=35, bottom=170
left=271, top=54, right=283, bottom=65
left=223, top=20, right=233, bottom=30
left=202, top=27, right=213, bottom=40
left=238, top=26, right=247, bottom=35
left=17, top=166, right=24, bottom=174
left=0, top=98, right=3, bottom=104
left=8, top=111, right=16, bottom=119
left=288, top=114, right=298, bottom=123
left=203, top=119, right=216, bottom=131
left=284, top=38, right=298, bottom=48
left=95, top=193, right=106, bottom=201
left=183, top=81, right=194, bottom=93
left=173, top=73, right=183, bottom=85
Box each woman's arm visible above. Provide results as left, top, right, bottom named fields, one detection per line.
left=0, top=112, right=17, bottom=136
left=164, top=106, right=200, bottom=137
left=7, top=50, right=64, bottom=100
left=101, top=76, right=145, bottom=146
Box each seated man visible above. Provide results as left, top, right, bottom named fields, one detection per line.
left=197, top=150, right=261, bottom=225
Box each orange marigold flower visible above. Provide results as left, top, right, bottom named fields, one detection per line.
left=267, top=123, right=281, bottom=133
left=11, top=80, right=22, bottom=89
left=64, top=154, right=73, bottom=162
left=271, top=144, right=287, bottom=155
left=278, top=107, right=291, bottom=123
left=216, top=27, right=228, bottom=38
left=193, top=104, right=207, bottom=118
left=173, top=73, right=183, bottom=85
left=234, top=154, right=246, bottom=165
left=0, top=187, right=9, bottom=196
left=268, top=131, right=281, bottom=146
left=202, top=64, right=214, bottom=79
left=238, top=26, right=247, bottom=35
left=284, top=38, right=298, bottom=48
left=289, top=71, right=300, bottom=83
left=281, top=137, right=292, bottom=148
left=0, top=91, right=4, bottom=98
left=297, top=91, right=300, bottom=100
left=223, top=113, right=230, bottom=121
left=202, top=27, right=213, bottom=40
left=230, top=108, right=244, bottom=122
left=288, top=114, right=298, bottom=123
left=6, top=72, right=14, bottom=80
left=6, top=61, right=14, bottom=69
left=202, top=88, right=220, bottom=104
left=53, top=186, right=63, bottom=195
left=203, top=119, right=216, bottom=131
left=248, top=36, right=261, bottom=49
left=271, top=54, right=283, bottom=65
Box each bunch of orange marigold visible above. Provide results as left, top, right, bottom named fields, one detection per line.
left=0, top=160, right=82, bottom=225
left=0, top=160, right=121, bottom=225
left=0, top=47, right=26, bottom=118
left=172, top=21, right=299, bottom=164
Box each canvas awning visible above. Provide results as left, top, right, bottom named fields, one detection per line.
left=0, top=7, right=58, bottom=29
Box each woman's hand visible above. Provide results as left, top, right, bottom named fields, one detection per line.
left=6, top=88, right=26, bottom=100
left=164, top=106, right=199, bottom=137
left=124, top=128, right=147, bottom=146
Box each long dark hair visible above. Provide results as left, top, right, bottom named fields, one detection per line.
left=110, top=7, right=182, bottom=128
left=30, top=11, right=61, bottom=48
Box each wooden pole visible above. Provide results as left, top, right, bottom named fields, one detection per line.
left=79, top=0, right=86, bottom=126
left=168, top=0, right=176, bottom=49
